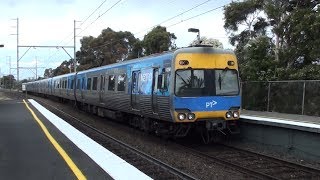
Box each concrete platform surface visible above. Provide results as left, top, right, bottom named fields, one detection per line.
left=0, top=91, right=151, bottom=179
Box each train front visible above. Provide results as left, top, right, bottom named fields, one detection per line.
left=172, top=47, right=241, bottom=143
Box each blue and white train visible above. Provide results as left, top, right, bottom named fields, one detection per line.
left=25, top=46, right=241, bottom=143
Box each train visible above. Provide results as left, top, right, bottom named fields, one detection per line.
left=25, top=46, right=241, bottom=144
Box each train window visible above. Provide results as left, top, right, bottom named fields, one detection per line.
left=87, top=78, right=92, bottom=90
left=77, top=79, right=80, bottom=90
left=70, top=80, right=74, bottom=89
left=153, top=69, right=159, bottom=92
left=163, top=73, right=168, bottom=90
left=100, top=75, right=105, bottom=91
left=132, top=72, right=139, bottom=93
left=108, top=75, right=115, bottom=91
left=65, top=80, right=67, bottom=89
left=82, top=77, right=85, bottom=90
left=157, top=73, right=168, bottom=91
left=215, top=69, right=239, bottom=95
left=117, top=74, right=126, bottom=91
left=175, top=69, right=239, bottom=97
left=92, top=77, right=98, bottom=91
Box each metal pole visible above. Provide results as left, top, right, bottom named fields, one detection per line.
left=35, top=56, right=38, bottom=80
left=17, top=18, right=19, bottom=82
left=9, top=56, right=12, bottom=91
left=74, top=20, right=77, bottom=73
left=267, top=82, right=271, bottom=112
left=301, top=81, right=306, bottom=115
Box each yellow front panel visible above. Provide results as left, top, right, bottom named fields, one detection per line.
left=174, top=53, right=238, bottom=70
left=174, top=111, right=239, bottom=123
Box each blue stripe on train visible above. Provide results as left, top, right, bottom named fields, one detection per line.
left=174, top=96, right=241, bottom=111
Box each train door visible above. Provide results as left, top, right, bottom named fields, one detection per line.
left=152, top=68, right=159, bottom=114
left=99, top=75, right=105, bottom=103
left=131, top=70, right=140, bottom=110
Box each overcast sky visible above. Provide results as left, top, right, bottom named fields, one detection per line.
left=0, top=0, right=233, bottom=80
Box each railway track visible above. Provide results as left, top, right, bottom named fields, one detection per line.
left=5, top=90, right=320, bottom=179
left=177, top=142, right=320, bottom=179
left=32, top=97, right=197, bottom=180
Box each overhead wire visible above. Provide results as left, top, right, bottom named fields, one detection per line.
left=134, top=0, right=213, bottom=36
left=90, top=2, right=228, bottom=50
left=166, top=5, right=225, bottom=28
left=76, top=0, right=122, bottom=37
left=48, top=0, right=229, bottom=70
left=46, top=0, right=118, bottom=64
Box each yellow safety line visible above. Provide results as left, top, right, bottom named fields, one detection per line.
left=23, top=99, right=86, bottom=180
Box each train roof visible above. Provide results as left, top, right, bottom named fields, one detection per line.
left=28, top=46, right=235, bottom=82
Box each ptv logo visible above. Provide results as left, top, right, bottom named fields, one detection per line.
left=206, top=100, right=217, bottom=108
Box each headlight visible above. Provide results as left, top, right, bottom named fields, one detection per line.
left=226, top=111, right=232, bottom=118
left=178, top=113, right=186, bottom=120
left=233, top=111, right=239, bottom=118
left=187, top=113, right=196, bottom=120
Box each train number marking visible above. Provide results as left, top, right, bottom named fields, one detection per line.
left=206, top=100, right=217, bottom=108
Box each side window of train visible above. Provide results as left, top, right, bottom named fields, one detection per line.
left=132, top=71, right=139, bottom=93
left=82, top=77, right=85, bottom=90
left=92, top=77, right=98, bottom=91
left=117, top=74, right=126, bottom=91
left=153, top=69, right=159, bottom=92
left=70, top=79, right=74, bottom=89
left=77, top=79, right=80, bottom=90
left=108, top=75, right=115, bottom=91
left=157, top=68, right=168, bottom=91
left=87, top=78, right=92, bottom=90
left=100, top=75, right=105, bottom=91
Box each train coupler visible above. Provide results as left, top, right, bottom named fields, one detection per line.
left=227, top=121, right=240, bottom=134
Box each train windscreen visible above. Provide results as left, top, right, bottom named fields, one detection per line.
left=175, top=69, right=239, bottom=97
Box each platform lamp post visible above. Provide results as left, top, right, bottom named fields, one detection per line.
left=188, top=28, right=200, bottom=43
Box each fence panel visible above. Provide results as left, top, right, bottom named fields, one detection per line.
left=269, top=82, right=303, bottom=114
left=241, top=82, right=268, bottom=111
left=242, top=80, right=320, bottom=117
left=304, top=81, right=320, bottom=116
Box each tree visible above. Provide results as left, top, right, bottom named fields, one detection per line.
left=0, top=75, right=16, bottom=89
left=77, top=28, right=141, bottom=70
left=241, top=36, right=276, bottom=81
left=189, top=37, right=223, bottom=48
left=224, top=0, right=320, bottom=80
left=53, top=60, right=72, bottom=76
left=143, top=26, right=177, bottom=55
left=44, top=68, right=54, bottom=78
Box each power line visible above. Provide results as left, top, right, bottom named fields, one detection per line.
left=167, top=5, right=225, bottom=28
left=134, top=0, right=213, bottom=36
left=46, top=0, right=119, bottom=63
left=91, top=3, right=227, bottom=50
left=79, top=0, right=108, bottom=27
left=77, top=0, right=122, bottom=36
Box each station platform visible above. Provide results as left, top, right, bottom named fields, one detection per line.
left=241, top=110, right=320, bottom=133
left=240, top=109, right=320, bottom=161
left=0, top=92, right=151, bottom=180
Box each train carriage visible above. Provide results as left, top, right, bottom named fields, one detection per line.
left=25, top=46, right=241, bottom=143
